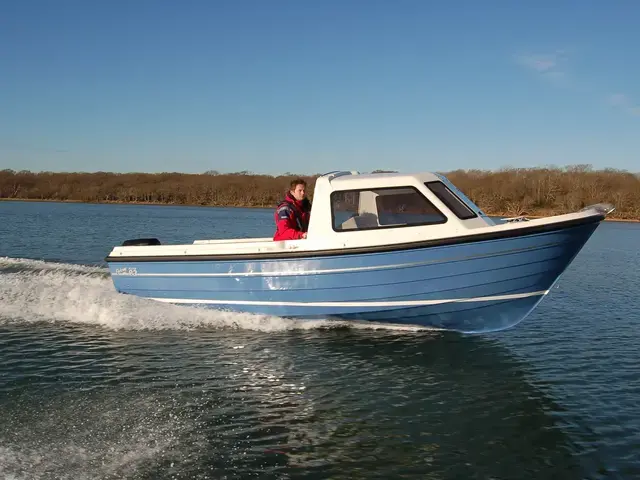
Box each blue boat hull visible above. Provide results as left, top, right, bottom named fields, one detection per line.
left=107, top=219, right=601, bottom=333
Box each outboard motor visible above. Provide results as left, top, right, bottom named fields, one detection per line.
left=121, top=238, right=161, bottom=246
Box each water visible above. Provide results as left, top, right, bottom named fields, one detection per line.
left=1, top=200, right=639, bottom=479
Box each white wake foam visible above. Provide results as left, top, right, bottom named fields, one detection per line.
left=0, top=256, right=107, bottom=275
left=0, top=258, right=431, bottom=333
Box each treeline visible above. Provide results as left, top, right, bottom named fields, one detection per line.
left=0, top=165, right=638, bottom=220
left=443, top=165, right=640, bottom=220
left=0, top=169, right=318, bottom=208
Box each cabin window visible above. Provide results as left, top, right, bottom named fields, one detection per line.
left=331, top=186, right=447, bottom=231
left=425, top=181, right=478, bottom=220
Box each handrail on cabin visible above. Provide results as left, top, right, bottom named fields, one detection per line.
left=319, top=170, right=360, bottom=180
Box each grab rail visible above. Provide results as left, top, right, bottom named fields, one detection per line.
left=319, top=170, right=360, bottom=180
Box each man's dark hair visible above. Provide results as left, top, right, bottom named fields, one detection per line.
left=289, top=178, right=307, bottom=190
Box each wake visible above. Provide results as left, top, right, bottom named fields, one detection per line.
left=0, top=257, right=430, bottom=333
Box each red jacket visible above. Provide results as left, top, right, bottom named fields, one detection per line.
left=273, top=193, right=311, bottom=241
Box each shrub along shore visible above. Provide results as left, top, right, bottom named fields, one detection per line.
left=1, top=166, right=638, bottom=221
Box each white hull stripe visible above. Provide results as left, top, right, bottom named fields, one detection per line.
left=146, top=290, right=549, bottom=308
left=118, top=242, right=563, bottom=278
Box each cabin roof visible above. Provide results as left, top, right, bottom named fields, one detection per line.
left=321, top=170, right=442, bottom=190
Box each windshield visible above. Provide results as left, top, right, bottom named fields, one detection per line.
left=433, top=173, right=496, bottom=225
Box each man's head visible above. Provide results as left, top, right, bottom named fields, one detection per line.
left=289, top=178, right=307, bottom=201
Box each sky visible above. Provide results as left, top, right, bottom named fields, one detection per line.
left=1, top=0, right=639, bottom=175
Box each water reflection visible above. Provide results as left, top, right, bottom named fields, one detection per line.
left=0, top=323, right=592, bottom=479
left=268, top=329, right=587, bottom=479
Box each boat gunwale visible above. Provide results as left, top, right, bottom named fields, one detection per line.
left=104, top=212, right=605, bottom=263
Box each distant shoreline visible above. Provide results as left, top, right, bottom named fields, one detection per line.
left=0, top=197, right=272, bottom=209
left=2, top=197, right=638, bottom=223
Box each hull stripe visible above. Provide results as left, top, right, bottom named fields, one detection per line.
left=145, top=290, right=549, bottom=308
left=114, top=241, right=565, bottom=278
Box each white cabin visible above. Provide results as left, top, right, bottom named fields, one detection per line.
left=306, top=170, right=495, bottom=242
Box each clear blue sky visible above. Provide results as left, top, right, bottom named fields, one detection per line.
left=1, top=0, right=639, bottom=175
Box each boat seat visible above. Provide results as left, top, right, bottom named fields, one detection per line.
left=340, top=212, right=379, bottom=230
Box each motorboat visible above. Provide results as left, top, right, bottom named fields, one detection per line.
left=104, top=170, right=614, bottom=333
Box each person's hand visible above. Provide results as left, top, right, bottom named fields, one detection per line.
left=301, top=232, right=307, bottom=239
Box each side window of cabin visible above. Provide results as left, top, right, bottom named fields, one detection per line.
left=331, top=191, right=361, bottom=228
left=332, top=187, right=447, bottom=231
left=425, top=181, right=478, bottom=220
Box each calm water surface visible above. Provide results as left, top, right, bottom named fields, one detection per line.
left=0, top=201, right=639, bottom=479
